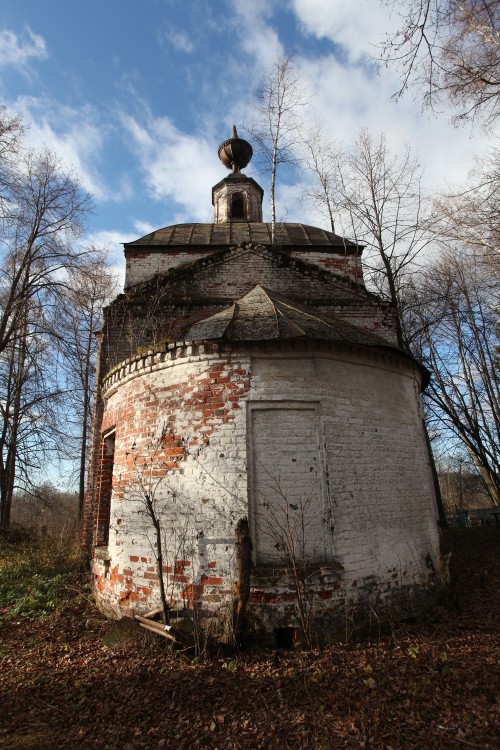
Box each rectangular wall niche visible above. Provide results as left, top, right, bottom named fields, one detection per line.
left=248, top=402, right=326, bottom=566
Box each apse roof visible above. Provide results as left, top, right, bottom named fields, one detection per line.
left=125, top=222, right=360, bottom=251
left=180, top=285, right=395, bottom=349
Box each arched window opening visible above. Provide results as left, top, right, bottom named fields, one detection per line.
left=231, top=192, right=245, bottom=220
left=96, top=430, right=115, bottom=546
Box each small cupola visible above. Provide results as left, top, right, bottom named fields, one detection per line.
left=212, top=126, right=264, bottom=223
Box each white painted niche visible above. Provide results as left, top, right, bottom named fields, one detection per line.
left=247, top=402, right=327, bottom=566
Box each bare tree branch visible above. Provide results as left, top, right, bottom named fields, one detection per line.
left=245, top=56, right=309, bottom=243
left=329, top=128, right=433, bottom=349
left=379, top=0, right=500, bottom=126
left=405, top=247, right=499, bottom=504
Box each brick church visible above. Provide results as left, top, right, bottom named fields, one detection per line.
left=83, top=128, right=446, bottom=641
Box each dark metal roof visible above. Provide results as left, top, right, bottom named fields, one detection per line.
left=125, top=223, right=360, bottom=251
left=180, top=286, right=395, bottom=348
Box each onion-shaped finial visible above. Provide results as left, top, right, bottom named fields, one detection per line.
left=218, top=126, right=253, bottom=173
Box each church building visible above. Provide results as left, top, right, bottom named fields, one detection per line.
left=83, top=128, right=445, bottom=642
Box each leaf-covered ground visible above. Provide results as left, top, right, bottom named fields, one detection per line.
left=0, top=528, right=499, bottom=749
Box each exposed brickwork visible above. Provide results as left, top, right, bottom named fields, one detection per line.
left=125, top=249, right=216, bottom=288
left=89, top=340, right=444, bottom=632
left=85, top=209, right=443, bottom=638
left=100, top=243, right=398, bottom=377
left=288, top=250, right=363, bottom=283
left=94, top=433, right=115, bottom=546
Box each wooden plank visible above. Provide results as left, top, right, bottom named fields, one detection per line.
left=141, top=607, right=164, bottom=620
left=137, top=621, right=177, bottom=641
left=135, top=614, right=192, bottom=646
left=135, top=614, right=165, bottom=630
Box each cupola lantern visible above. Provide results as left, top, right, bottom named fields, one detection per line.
left=212, top=126, right=263, bottom=223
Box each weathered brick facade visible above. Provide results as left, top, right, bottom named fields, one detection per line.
left=84, top=132, right=445, bottom=642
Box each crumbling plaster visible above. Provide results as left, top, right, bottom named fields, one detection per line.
left=91, top=339, right=442, bottom=634
left=85, top=128, right=446, bottom=640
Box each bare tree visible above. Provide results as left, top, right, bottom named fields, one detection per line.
left=0, top=299, right=63, bottom=532
left=127, top=438, right=171, bottom=626
left=307, top=128, right=447, bottom=520
left=433, top=148, right=500, bottom=265
left=11, top=484, right=79, bottom=538
left=120, top=431, right=245, bottom=652
left=0, top=304, right=30, bottom=532
left=257, top=486, right=320, bottom=649
left=246, top=56, right=309, bottom=243
left=120, top=427, right=192, bottom=626
left=380, top=0, right=500, bottom=126
left=405, top=247, right=499, bottom=505
left=437, top=457, right=490, bottom=512
left=57, top=260, right=116, bottom=516
left=0, top=149, right=91, bottom=359
left=334, top=129, right=432, bottom=348
left=101, top=275, right=175, bottom=374
left=300, top=120, right=343, bottom=234
left=0, top=107, right=23, bottom=216
left=0, top=109, right=102, bottom=532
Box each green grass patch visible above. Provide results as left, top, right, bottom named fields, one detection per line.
left=0, top=532, right=85, bottom=621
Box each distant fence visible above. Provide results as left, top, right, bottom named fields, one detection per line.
left=446, top=507, right=500, bottom=528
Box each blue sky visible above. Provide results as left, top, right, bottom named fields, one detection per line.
left=0, top=0, right=494, bottom=280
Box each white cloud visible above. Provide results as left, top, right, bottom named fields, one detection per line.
left=118, top=1, right=493, bottom=233
left=84, top=228, right=135, bottom=289
left=287, top=1, right=496, bottom=194
left=86, top=228, right=133, bottom=252
left=121, top=108, right=221, bottom=222
left=6, top=96, right=117, bottom=201
left=0, top=27, right=48, bottom=71
left=161, top=27, right=194, bottom=54
left=133, top=219, right=157, bottom=236
left=228, top=0, right=283, bottom=70
left=290, top=0, right=399, bottom=62
left=296, top=54, right=487, bottom=193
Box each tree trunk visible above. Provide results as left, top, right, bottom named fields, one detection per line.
left=233, top=517, right=252, bottom=641
left=271, top=142, right=277, bottom=245
left=0, top=312, right=28, bottom=533
left=145, top=493, right=170, bottom=625
left=423, top=420, right=448, bottom=527
left=78, top=327, right=94, bottom=518
left=477, top=464, right=500, bottom=508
